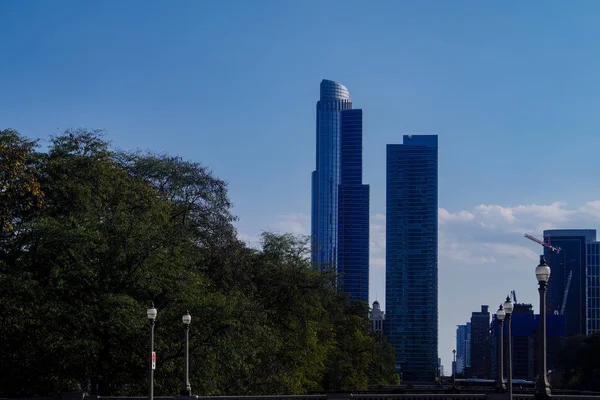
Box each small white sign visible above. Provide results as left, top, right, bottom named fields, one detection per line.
left=151, top=352, right=156, bottom=370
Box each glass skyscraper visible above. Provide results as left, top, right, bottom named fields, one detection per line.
left=311, top=79, right=369, bottom=303
left=586, top=241, right=600, bottom=334
left=337, top=109, right=369, bottom=302
left=311, top=79, right=351, bottom=270
left=385, top=135, right=438, bottom=382
left=542, top=229, right=600, bottom=336
left=543, top=229, right=596, bottom=336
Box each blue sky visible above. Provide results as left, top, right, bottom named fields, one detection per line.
left=3, top=0, right=600, bottom=372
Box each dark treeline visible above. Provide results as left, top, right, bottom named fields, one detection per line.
left=0, top=128, right=399, bottom=397
left=551, top=331, right=600, bottom=391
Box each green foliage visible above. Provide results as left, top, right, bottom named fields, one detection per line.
left=554, top=332, right=600, bottom=391
left=0, top=129, right=43, bottom=236
left=0, top=128, right=398, bottom=397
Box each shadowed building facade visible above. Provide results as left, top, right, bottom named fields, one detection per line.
left=543, top=229, right=596, bottom=336
left=385, top=135, right=438, bottom=381
left=337, top=109, right=369, bottom=302
left=470, top=305, right=491, bottom=379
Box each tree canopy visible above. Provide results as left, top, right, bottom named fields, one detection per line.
left=0, top=128, right=398, bottom=397
left=552, top=331, right=600, bottom=391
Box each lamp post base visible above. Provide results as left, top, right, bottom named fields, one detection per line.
left=180, top=388, right=192, bottom=397
left=534, top=392, right=551, bottom=400
left=496, top=383, right=506, bottom=392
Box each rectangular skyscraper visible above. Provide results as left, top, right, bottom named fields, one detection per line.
left=543, top=229, right=600, bottom=336
left=470, top=305, right=491, bottom=378
left=543, top=229, right=596, bottom=336
left=586, top=241, right=600, bottom=334
left=456, top=325, right=467, bottom=374
left=337, top=109, right=369, bottom=302
left=385, top=135, right=438, bottom=382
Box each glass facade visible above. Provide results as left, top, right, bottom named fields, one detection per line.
left=543, top=229, right=596, bottom=336
left=455, top=324, right=467, bottom=374
left=337, top=109, right=369, bottom=303
left=311, top=80, right=369, bottom=303
left=586, top=242, right=600, bottom=334
left=385, top=135, right=438, bottom=382
left=311, top=79, right=352, bottom=270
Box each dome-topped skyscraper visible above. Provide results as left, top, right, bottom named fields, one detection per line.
left=311, top=79, right=369, bottom=303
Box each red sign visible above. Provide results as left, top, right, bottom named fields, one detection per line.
left=151, top=352, right=156, bottom=370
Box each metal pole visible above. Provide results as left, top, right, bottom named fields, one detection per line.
left=181, top=324, right=191, bottom=396
left=507, top=313, right=513, bottom=400
left=535, top=281, right=551, bottom=400
left=497, top=318, right=506, bottom=391
left=452, top=349, right=456, bottom=388
left=149, top=319, right=154, bottom=400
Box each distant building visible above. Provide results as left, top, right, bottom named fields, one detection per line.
left=465, top=322, right=471, bottom=373
left=470, top=305, right=491, bottom=379
left=370, top=300, right=385, bottom=332
left=456, top=324, right=468, bottom=374
left=385, top=135, right=438, bottom=382
left=491, top=302, right=566, bottom=381
left=543, top=229, right=600, bottom=335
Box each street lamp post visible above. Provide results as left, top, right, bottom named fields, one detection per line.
left=496, top=304, right=506, bottom=392
left=181, top=312, right=192, bottom=396
left=452, top=349, right=456, bottom=388
left=535, top=256, right=552, bottom=400
left=503, top=295, right=514, bottom=400
left=147, top=302, right=158, bottom=400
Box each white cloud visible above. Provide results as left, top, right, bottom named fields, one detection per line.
left=237, top=231, right=261, bottom=249
left=269, top=213, right=310, bottom=235
left=439, top=208, right=475, bottom=223
left=370, top=214, right=386, bottom=270
left=438, top=200, right=600, bottom=268
left=244, top=200, right=600, bottom=269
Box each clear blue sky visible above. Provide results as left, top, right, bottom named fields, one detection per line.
left=3, top=0, right=600, bottom=373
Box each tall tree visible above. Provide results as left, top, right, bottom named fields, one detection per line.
left=0, top=128, right=399, bottom=397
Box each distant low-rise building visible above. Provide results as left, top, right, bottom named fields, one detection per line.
left=370, top=300, right=385, bottom=332
left=491, top=302, right=566, bottom=381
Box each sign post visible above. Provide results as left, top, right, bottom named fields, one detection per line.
left=151, top=352, right=156, bottom=370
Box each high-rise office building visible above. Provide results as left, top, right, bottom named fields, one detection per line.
left=543, top=229, right=597, bottom=336
left=456, top=324, right=468, bottom=375
left=337, top=109, right=369, bottom=302
left=465, top=322, right=471, bottom=373
left=311, top=80, right=352, bottom=270
left=470, top=305, right=491, bottom=379
left=586, top=241, right=600, bottom=334
left=385, top=135, right=438, bottom=381
left=311, top=79, right=369, bottom=303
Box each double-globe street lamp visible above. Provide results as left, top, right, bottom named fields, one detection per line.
left=147, top=303, right=158, bottom=400
left=503, top=295, right=514, bottom=400
left=535, top=256, right=552, bottom=400
left=181, top=312, right=192, bottom=396
left=496, top=304, right=506, bottom=392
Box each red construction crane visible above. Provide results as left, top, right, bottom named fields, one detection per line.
left=524, top=234, right=561, bottom=254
